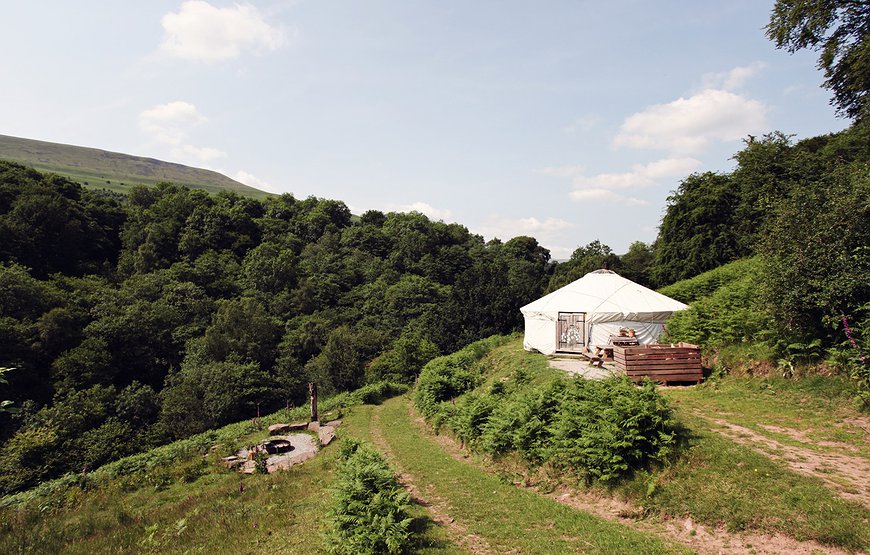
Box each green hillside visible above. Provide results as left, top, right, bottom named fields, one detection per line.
left=3, top=338, right=867, bottom=553
left=0, top=134, right=271, bottom=199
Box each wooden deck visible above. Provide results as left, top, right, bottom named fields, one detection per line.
left=612, top=342, right=703, bottom=385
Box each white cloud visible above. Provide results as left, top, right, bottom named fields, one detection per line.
left=233, top=170, right=273, bottom=191
left=388, top=201, right=453, bottom=221
left=175, top=144, right=226, bottom=162
left=613, top=88, right=767, bottom=154
left=138, top=101, right=225, bottom=164
left=160, top=1, right=287, bottom=63
left=555, top=157, right=699, bottom=204
left=569, top=188, right=647, bottom=205
left=640, top=157, right=702, bottom=179
left=700, top=62, right=766, bottom=91
left=476, top=215, right=575, bottom=256
left=138, top=101, right=205, bottom=146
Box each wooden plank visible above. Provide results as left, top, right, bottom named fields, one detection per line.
left=626, top=368, right=702, bottom=375
left=623, top=355, right=701, bottom=362
left=626, top=368, right=703, bottom=376
left=629, top=374, right=703, bottom=383
left=619, top=352, right=699, bottom=359
left=623, top=360, right=702, bottom=368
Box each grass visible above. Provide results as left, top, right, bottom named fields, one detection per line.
left=376, top=395, right=687, bottom=555
left=0, top=396, right=462, bottom=555
left=664, top=375, right=869, bottom=454
left=1, top=438, right=337, bottom=553
left=618, top=412, right=869, bottom=550
left=422, top=337, right=870, bottom=552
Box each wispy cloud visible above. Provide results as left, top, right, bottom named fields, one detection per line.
left=544, top=157, right=700, bottom=205
left=539, top=165, right=585, bottom=178
left=569, top=188, right=647, bottom=205
left=552, top=65, right=768, bottom=206
left=233, top=170, right=274, bottom=191
left=563, top=115, right=600, bottom=134
left=699, top=62, right=766, bottom=91
left=159, top=1, right=287, bottom=63
left=138, top=101, right=225, bottom=164
left=476, top=215, right=575, bottom=258
left=387, top=201, right=453, bottom=221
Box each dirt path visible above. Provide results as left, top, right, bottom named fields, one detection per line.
left=369, top=403, right=490, bottom=555
left=403, top=401, right=855, bottom=555
left=708, top=418, right=870, bottom=509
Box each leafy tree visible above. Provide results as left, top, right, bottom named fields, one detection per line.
left=0, top=367, right=14, bottom=414
left=652, top=172, right=741, bottom=286
left=548, top=240, right=620, bottom=291
left=366, top=327, right=440, bottom=383
left=304, top=326, right=388, bottom=393
left=241, top=241, right=297, bottom=295
left=767, top=0, right=870, bottom=120
left=619, top=241, right=654, bottom=286
left=158, top=360, right=280, bottom=439
left=759, top=162, right=870, bottom=341
left=200, top=296, right=281, bottom=369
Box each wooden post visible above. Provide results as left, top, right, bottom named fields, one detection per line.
left=309, top=382, right=318, bottom=423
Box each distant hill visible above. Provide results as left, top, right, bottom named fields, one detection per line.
left=0, top=134, right=272, bottom=199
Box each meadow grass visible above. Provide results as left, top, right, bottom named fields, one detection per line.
left=618, top=412, right=869, bottom=551
left=430, top=338, right=869, bottom=552
left=376, top=395, right=688, bottom=555
left=664, top=375, right=868, bottom=453
left=0, top=397, right=462, bottom=555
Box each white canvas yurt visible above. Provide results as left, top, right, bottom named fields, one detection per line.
left=520, top=269, right=688, bottom=355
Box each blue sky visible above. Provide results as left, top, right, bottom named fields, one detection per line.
left=1, top=1, right=845, bottom=257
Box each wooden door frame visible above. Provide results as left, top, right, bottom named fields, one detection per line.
left=555, top=312, right=586, bottom=353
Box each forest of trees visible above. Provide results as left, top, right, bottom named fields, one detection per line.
left=1, top=112, right=866, bottom=494
left=0, top=0, right=867, bottom=498
left=0, top=163, right=573, bottom=493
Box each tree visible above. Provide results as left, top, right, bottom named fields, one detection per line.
left=0, top=367, right=14, bottom=414
left=620, top=241, right=654, bottom=287
left=158, top=360, right=280, bottom=439
left=200, top=296, right=281, bottom=369
left=547, top=240, right=620, bottom=291
left=759, top=162, right=870, bottom=340
left=767, top=0, right=870, bottom=120
left=652, top=172, right=741, bottom=286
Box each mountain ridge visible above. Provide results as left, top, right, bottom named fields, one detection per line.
left=0, top=134, right=272, bottom=199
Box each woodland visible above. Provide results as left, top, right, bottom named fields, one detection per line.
left=0, top=0, right=868, bottom=499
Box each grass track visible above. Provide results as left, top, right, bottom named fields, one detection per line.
left=374, top=395, right=689, bottom=555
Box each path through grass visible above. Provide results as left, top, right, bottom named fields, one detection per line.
left=373, top=395, right=688, bottom=555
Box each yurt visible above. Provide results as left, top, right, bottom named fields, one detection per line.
left=520, top=269, right=688, bottom=355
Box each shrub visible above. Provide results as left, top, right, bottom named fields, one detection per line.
left=547, top=378, right=681, bottom=483
left=327, top=440, right=414, bottom=555
left=663, top=257, right=775, bottom=349
left=414, top=336, right=508, bottom=418
left=417, top=340, right=684, bottom=484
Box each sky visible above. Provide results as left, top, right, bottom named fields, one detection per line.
left=0, top=1, right=846, bottom=258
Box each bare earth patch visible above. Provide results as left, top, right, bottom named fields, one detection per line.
left=710, top=419, right=870, bottom=509
left=406, top=404, right=854, bottom=555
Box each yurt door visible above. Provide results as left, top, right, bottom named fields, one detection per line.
left=556, top=312, right=585, bottom=352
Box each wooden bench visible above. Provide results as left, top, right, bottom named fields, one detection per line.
left=581, top=346, right=605, bottom=367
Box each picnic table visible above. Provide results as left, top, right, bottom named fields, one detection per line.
left=602, top=335, right=639, bottom=358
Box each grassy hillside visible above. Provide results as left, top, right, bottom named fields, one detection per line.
left=2, top=338, right=868, bottom=553
left=0, top=134, right=271, bottom=199
left=413, top=338, right=870, bottom=552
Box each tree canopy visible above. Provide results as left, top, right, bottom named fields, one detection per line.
left=767, top=0, right=870, bottom=120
